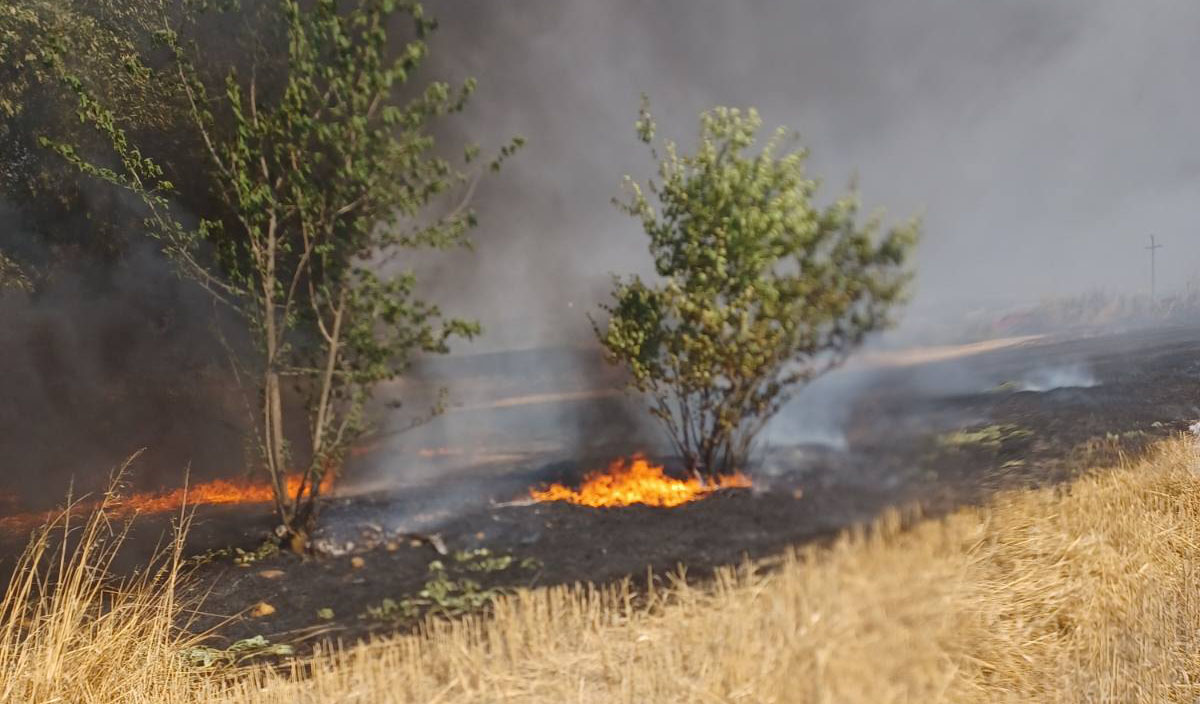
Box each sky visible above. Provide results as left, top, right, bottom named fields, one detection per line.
left=409, top=0, right=1200, bottom=350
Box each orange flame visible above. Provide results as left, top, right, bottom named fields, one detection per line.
left=116, top=474, right=333, bottom=514
left=529, top=454, right=751, bottom=508
left=0, top=474, right=334, bottom=535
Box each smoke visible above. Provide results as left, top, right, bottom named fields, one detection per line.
left=762, top=372, right=872, bottom=452
left=1014, top=364, right=1099, bottom=393
left=6, top=1, right=1198, bottom=510
left=359, top=0, right=1198, bottom=491
left=0, top=204, right=252, bottom=506
left=347, top=346, right=662, bottom=493
left=412, top=0, right=1200, bottom=347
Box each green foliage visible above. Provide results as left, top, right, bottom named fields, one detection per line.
left=414, top=560, right=498, bottom=615
left=359, top=561, right=498, bottom=622
left=0, top=2, right=159, bottom=116
left=183, top=538, right=279, bottom=567
left=453, top=547, right=514, bottom=572
left=232, top=540, right=281, bottom=565
left=362, top=596, right=415, bottom=622
left=938, top=424, right=1033, bottom=451
left=33, top=0, right=521, bottom=537
left=181, top=635, right=294, bottom=668
left=0, top=1, right=184, bottom=271
left=360, top=550, right=533, bottom=624
left=597, top=99, right=918, bottom=477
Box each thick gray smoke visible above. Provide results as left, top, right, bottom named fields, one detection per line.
left=6, top=1, right=1198, bottom=506
left=415, top=0, right=1200, bottom=350
left=341, top=0, right=1200, bottom=491
left=359, top=0, right=1200, bottom=490
left=0, top=233, right=251, bottom=505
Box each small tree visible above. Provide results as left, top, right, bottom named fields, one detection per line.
left=39, top=0, right=520, bottom=545
left=596, top=101, right=918, bottom=479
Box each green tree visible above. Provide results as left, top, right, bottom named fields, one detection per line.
left=596, top=100, right=917, bottom=479
left=0, top=1, right=188, bottom=273
left=39, top=0, right=520, bottom=544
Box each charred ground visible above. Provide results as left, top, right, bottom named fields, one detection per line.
left=167, top=324, right=1200, bottom=650
left=4, top=324, right=1198, bottom=652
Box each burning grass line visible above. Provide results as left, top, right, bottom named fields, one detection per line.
left=0, top=474, right=336, bottom=538
left=528, top=454, right=752, bottom=508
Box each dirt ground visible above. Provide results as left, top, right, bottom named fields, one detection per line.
left=155, top=324, right=1200, bottom=650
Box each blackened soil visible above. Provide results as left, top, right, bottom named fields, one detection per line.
left=181, top=485, right=882, bottom=649
left=12, top=325, right=1200, bottom=653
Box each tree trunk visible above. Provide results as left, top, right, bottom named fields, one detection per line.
left=282, top=291, right=349, bottom=552
left=260, top=211, right=299, bottom=540
left=263, top=370, right=290, bottom=522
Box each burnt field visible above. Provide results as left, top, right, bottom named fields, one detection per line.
left=9, top=324, right=1200, bottom=650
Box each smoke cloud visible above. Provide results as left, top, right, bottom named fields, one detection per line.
left=0, top=201, right=251, bottom=505
left=416, top=0, right=1200, bottom=349
left=351, top=0, right=1200, bottom=489
left=6, top=1, right=1198, bottom=504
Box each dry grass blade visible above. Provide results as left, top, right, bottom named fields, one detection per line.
left=0, top=454, right=204, bottom=704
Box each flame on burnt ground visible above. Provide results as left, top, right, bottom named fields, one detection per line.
left=529, top=454, right=751, bottom=508
left=117, top=474, right=334, bottom=513
left=0, top=474, right=333, bottom=534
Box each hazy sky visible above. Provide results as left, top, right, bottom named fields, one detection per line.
left=412, top=0, right=1200, bottom=349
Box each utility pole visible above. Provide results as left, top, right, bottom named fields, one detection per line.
left=1146, top=234, right=1163, bottom=303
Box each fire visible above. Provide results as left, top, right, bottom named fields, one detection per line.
left=0, top=474, right=334, bottom=534
left=117, top=474, right=333, bottom=514
left=529, top=454, right=751, bottom=508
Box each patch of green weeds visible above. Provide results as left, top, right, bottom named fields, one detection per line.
left=232, top=541, right=280, bottom=565
left=184, top=547, right=232, bottom=568
left=938, top=424, right=1033, bottom=451
left=453, top=548, right=516, bottom=572
left=419, top=561, right=498, bottom=614
left=363, top=597, right=416, bottom=621
left=185, top=539, right=279, bottom=568
left=182, top=635, right=294, bottom=668
left=360, top=550, right=539, bottom=624
left=1109, top=430, right=1146, bottom=441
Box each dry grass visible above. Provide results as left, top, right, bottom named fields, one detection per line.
left=0, top=459, right=203, bottom=703
left=5, top=439, right=1200, bottom=703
